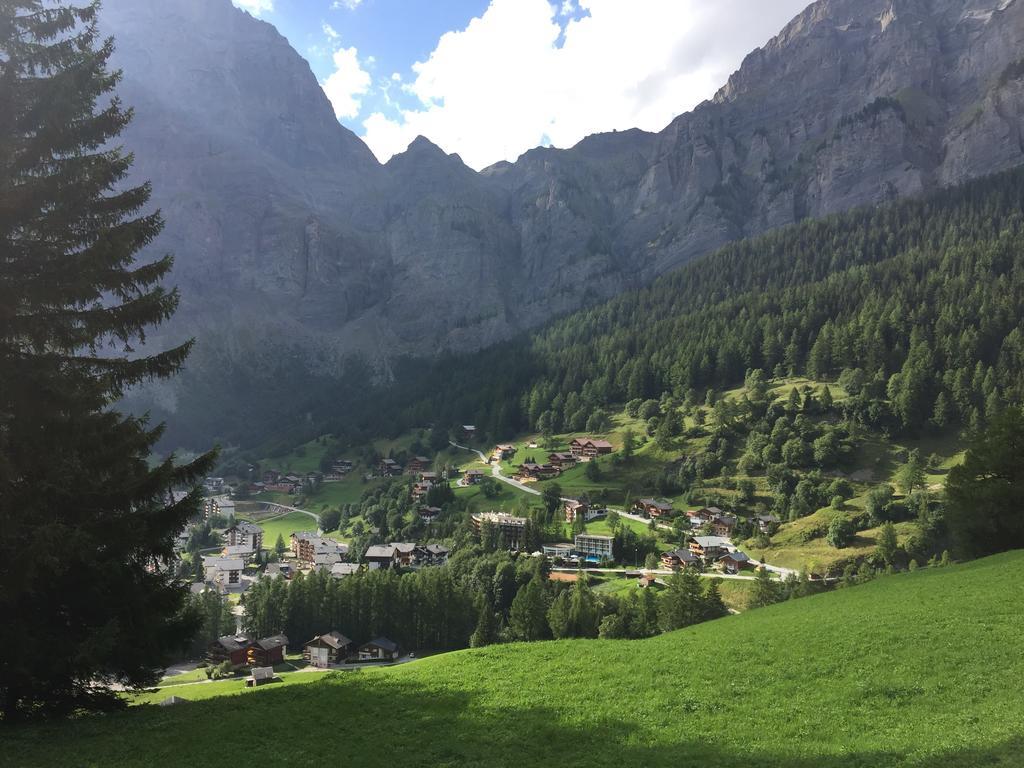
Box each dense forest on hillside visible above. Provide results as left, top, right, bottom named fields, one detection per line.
left=374, top=167, right=1024, bottom=444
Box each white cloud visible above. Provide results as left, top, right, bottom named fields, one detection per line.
left=232, top=0, right=273, bottom=16
left=322, top=22, right=339, bottom=40
left=360, top=0, right=808, bottom=170
left=559, top=0, right=575, bottom=16
left=331, top=0, right=363, bottom=9
left=321, top=47, right=372, bottom=119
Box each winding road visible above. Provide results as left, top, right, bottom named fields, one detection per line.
left=448, top=441, right=797, bottom=578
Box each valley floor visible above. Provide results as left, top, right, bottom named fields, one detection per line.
left=7, top=552, right=1023, bottom=768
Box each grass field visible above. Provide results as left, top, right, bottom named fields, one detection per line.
left=10, top=551, right=1023, bottom=767
left=239, top=510, right=317, bottom=545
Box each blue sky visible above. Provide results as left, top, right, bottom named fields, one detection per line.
left=232, top=0, right=810, bottom=169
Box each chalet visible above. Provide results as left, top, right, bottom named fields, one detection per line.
left=574, top=533, right=614, bottom=563
left=569, top=438, right=613, bottom=460
left=471, top=512, right=527, bottom=550
left=419, top=471, right=440, bottom=485
left=688, top=536, right=731, bottom=562
left=718, top=550, right=752, bottom=575
left=754, top=514, right=780, bottom=533
left=463, top=469, right=486, bottom=485
left=208, top=633, right=288, bottom=667
left=378, top=458, right=402, bottom=477
left=415, top=543, right=449, bottom=565
left=262, top=470, right=282, bottom=484
left=331, top=562, right=360, bottom=578
left=461, top=425, right=477, bottom=440
left=224, top=521, right=263, bottom=553
left=389, top=542, right=418, bottom=567
left=357, top=637, right=400, bottom=662
left=411, top=482, right=432, bottom=502
left=248, top=634, right=288, bottom=666
left=515, top=462, right=559, bottom=481
left=405, top=456, right=431, bottom=475
left=694, top=506, right=724, bottom=523
left=284, top=474, right=303, bottom=485
left=661, top=548, right=699, bottom=570
left=634, top=498, right=674, bottom=518
left=202, top=556, right=244, bottom=589
left=547, top=452, right=577, bottom=470
left=222, top=544, right=254, bottom=559
left=709, top=514, right=738, bottom=538
left=494, top=444, right=517, bottom=460
left=418, top=506, right=442, bottom=522
left=246, top=666, right=278, bottom=687
left=304, top=631, right=352, bottom=668
left=203, top=477, right=225, bottom=494
left=364, top=544, right=399, bottom=570
left=208, top=634, right=251, bottom=667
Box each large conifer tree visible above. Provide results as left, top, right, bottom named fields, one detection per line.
left=0, top=0, right=214, bottom=719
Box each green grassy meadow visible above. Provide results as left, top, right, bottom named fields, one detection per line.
left=9, top=551, right=1023, bottom=767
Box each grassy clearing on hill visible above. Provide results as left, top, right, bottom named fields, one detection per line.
left=11, top=552, right=1023, bottom=768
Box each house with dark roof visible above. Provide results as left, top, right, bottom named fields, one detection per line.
left=208, top=634, right=251, bottom=667
left=357, top=637, right=400, bottom=662
left=364, top=544, right=399, bottom=570
left=463, top=469, right=486, bottom=485
left=754, top=513, right=780, bottom=533
left=304, top=631, right=352, bottom=667
left=661, top=548, right=700, bottom=570
left=718, top=550, right=752, bottom=575
left=415, top=543, right=449, bottom=565
left=378, top=458, right=402, bottom=477
left=634, top=498, right=674, bottom=518
left=249, top=634, right=289, bottom=666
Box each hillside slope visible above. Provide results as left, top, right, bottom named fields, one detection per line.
left=9, top=552, right=1024, bottom=767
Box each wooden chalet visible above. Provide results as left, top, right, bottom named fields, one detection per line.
left=634, top=498, right=674, bottom=518
left=463, top=469, right=486, bottom=485
left=515, top=462, right=559, bottom=481
left=357, top=637, right=400, bottom=662
left=405, top=456, right=432, bottom=475
left=418, top=505, right=442, bottom=522
left=688, top=536, right=731, bottom=562
left=718, top=550, right=752, bottom=574
left=378, top=458, right=402, bottom=477
left=569, top=438, right=614, bottom=460
left=547, top=452, right=576, bottom=470
left=304, top=631, right=352, bottom=667
left=364, top=544, right=399, bottom=570
left=661, top=548, right=700, bottom=570
left=494, top=444, right=517, bottom=460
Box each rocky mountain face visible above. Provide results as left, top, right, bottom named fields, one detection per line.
left=99, top=0, right=1024, bottom=438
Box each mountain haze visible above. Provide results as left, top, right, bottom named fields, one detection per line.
left=98, top=0, right=1024, bottom=441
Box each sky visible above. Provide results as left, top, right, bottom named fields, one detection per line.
left=231, top=0, right=811, bottom=170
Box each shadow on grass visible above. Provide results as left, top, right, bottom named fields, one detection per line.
left=3, top=672, right=1022, bottom=768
